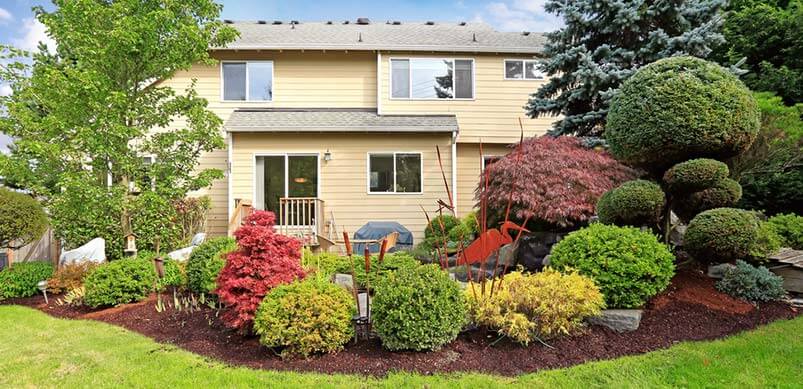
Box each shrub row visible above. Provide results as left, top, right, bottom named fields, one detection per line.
left=0, top=262, right=54, bottom=300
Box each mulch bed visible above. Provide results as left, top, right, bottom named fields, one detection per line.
left=3, top=268, right=799, bottom=377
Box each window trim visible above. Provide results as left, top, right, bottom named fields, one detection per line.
left=366, top=151, right=424, bottom=195
left=481, top=154, right=503, bottom=171
left=503, top=59, right=544, bottom=80
left=220, top=60, right=275, bottom=102
left=388, top=57, right=476, bottom=101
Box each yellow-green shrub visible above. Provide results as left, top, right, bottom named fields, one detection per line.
left=466, top=269, right=604, bottom=345
left=253, top=278, right=355, bottom=358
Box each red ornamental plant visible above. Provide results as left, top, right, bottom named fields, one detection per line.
left=216, top=211, right=305, bottom=331
left=479, top=136, right=635, bottom=229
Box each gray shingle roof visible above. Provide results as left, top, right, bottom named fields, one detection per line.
left=225, top=109, right=459, bottom=133
left=218, top=21, right=545, bottom=54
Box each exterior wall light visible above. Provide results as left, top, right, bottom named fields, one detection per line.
left=324, top=149, right=332, bottom=162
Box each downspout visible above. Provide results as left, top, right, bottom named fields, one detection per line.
left=451, top=130, right=458, bottom=215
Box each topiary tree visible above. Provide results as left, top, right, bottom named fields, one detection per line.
left=684, top=208, right=762, bottom=264
left=0, top=187, right=48, bottom=250
left=605, top=57, right=761, bottom=242
left=216, top=211, right=305, bottom=331
left=607, top=57, right=760, bottom=172
left=596, top=180, right=665, bottom=227
left=550, top=223, right=676, bottom=308
left=479, top=136, right=635, bottom=230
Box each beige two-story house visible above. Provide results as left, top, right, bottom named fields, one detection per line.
left=162, top=19, right=551, bottom=245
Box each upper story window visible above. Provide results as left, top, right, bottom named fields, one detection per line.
left=368, top=152, right=423, bottom=194
left=222, top=61, right=273, bottom=101
left=504, top=59, right=544, bottom=80
left=391, top=58, right=474, bottom=99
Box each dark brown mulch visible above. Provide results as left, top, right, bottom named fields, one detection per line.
left=3, top=269, right=798, bottom=377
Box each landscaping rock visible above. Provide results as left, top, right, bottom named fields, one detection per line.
left=515, top=232, right=565, bottom=272
left=707, top=263, right=736, bottom=279
left=588, top=309, right=643, bottom=332
left=333, top=273, right=354, bottom=291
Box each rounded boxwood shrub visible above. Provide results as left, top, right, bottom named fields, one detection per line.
left=663, top=159, right=730, bottom=194
left=372, top=264, right=467, bottom=351
left=672, top=178, right=743, bottom=222
left=716, top=260, right=786, bottom=303
left=423, top=214, right=461, bottom=249
left=550, top=223, right=676, bottom=308
left=767, top=213, right=803, bottom=249
left=186, top=237, right=237, bottom=294
left=596, top=180, right=665, bottom=226
left=254, top=278, right=355, bottom=358
left=83, top=258, right=157, bottom=307
left=0, top=262, right=54, bottom=300
left=684, top=208, right=760, bottom=264
left=0, top=188, right=48, bottom=250
left=750, top=221, right=783, bottom=261
left=606, top=56, right=760, bottom=171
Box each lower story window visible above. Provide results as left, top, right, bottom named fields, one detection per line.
left=368, top=152, right=422, bottom=193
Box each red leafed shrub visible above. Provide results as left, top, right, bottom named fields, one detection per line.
left=479, top=136, right=635, bottom=229
left=216, top=211, right=305, bottom=331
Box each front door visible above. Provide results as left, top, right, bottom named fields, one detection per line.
left=255, top=154, right=318, bottom=223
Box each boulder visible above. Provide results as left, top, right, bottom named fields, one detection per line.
left=707, top=263, right=736, bottom=279
left=60, top=238, right=106, bottom=266
left=588, top=309, right=643, bottom=332
left=333, top=273, right=354, bottom=291
left=515, top=231, right=566, bottom=272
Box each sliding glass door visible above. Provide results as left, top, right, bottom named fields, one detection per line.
left=255, top=154, right=318, bottom=224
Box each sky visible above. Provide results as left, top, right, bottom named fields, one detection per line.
left=0, top=0, right=561, bottom=152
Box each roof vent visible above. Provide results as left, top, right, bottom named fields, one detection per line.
left=223, top=19, right=233, bottom=24
left=290, top=20, right=300, bottom=24
left=272, top=20, right=283, bottom=25
left=459, top=21, right=467, bottom=26
left=472, top=32, right=477, bottom=42
left=257, top=20, right=266, bottom=24
left=356, top=17, right=370, bottom=25
left=522, top=31, right=530, bottom=36
left=358, top=32, right=363, bottom=42
left=343, top=20, right=350, bottom=24
left=326, top=20, right=333, bottom=25
left=392, top=21, right=401, bottom=25
left=425, top=21, right=435, bottom=25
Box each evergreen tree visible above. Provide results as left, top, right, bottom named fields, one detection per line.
left=527, top=0, right=727, bottom=136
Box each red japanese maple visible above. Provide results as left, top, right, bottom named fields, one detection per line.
left=216, top=210, right=305, bottom=331
left=479, top=136, right=635, bottom=229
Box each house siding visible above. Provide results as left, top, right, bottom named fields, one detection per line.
left=230, top=132, right=453, bottom=244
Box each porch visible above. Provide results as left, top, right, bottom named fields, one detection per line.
left=228, top=197, right=328, bottom=247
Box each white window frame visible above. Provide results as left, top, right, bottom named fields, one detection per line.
left=503, top=59, right=544, bottom=80
left=366, top=152, right=424, bottom=195
left=389, top=57, right=475, bottom=100
left=220, top=60, right=275, bottom=102
left=481, top=155, right=503, bottom=171
left=251, top=153, right=321, bottom=210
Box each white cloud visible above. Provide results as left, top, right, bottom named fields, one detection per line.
left=13, top=18, right=57, bottom=52
left=480, top=1, right=562, bottom=32
left=0, top=8, right=12, bottom=24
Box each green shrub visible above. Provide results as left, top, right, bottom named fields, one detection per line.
left=750, top=221, right=783, bottom=261
left=334, top=252, right=420, bottom=289
left=606, top=56, right=760, bottom=171
left=83, top=258, right=157, bottom=307
left=673, top=178, right=743, bottom=222
left=186, top=237, right=236, bottom=294
left=0, top=188, right=48, bottom=250
left=372, top=264, right=467, bottom=351
left=465, top=269, right=604, bottom=345
left=0, top=262, right=54, bottom=300
left=550, top=223, right=675, bottom=308
left=126, top=191, right=182, bottom=253
left=716, top=260, right=786, bottom=303
left=157, top=260, right=187, bottom=291
left=663, top=159, right=730, bottom=194
left=767, top=213, right=803, bottom=249
left=684, top=208, right=761, bottom=263
left=254, top=278, right=355, bottom=358
left=462, top=211, right=480, bottom=237
left=423, top=214, right=461, bottom=249
left=596, top=180, right=665, bottom=226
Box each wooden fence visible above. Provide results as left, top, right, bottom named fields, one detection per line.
left=3, top=228, right=60, bottom=269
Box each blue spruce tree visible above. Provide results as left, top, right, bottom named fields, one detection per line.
left=528, top=0, right=727, bottom=136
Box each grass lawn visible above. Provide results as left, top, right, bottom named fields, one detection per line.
left=0, top=305, right=801, bottom=388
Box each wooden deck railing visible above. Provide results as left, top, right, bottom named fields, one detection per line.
left=227, top=199, right=254, bottom=236
left=278, top=197, right=325, bottom=245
